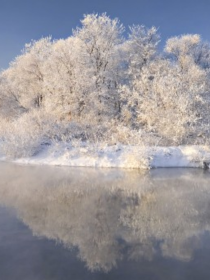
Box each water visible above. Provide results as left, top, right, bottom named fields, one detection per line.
left=0, top=162, right=210, bottom=280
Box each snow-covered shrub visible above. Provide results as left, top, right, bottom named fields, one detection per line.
left=100, top=120, right=157, bottom=146
left=0, top=112, right=44, bottom=158
left=0, top=109, right=68, bottom=158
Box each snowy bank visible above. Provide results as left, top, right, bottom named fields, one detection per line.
left=1, top=144, right=209, bottom=169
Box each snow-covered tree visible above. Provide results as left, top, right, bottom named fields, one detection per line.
left=0, top=73, right=27, bottom=119
left=0, top=14, right=210, bottom=150
left=126, top=25, right=160, bottom=80
left=119, top=25, right=160, bottom=127
left=133, top=58, right=207, bottom=143
left=165, top=35, right=210, bottom=143
left=2, top=37, right=52, bottom=110
left=72, top=13, right=124, bottom=120
left=42, top=37, right=81, bottom=119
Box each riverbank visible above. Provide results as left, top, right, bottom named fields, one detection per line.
left=1, top=143, right=210, bottom=169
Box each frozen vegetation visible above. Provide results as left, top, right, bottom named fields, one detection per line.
left=0, top=13, right=210, bottom=168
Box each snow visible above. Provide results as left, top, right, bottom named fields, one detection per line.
left=1, top=143, right=209, bottom=169
left=151, top=146, right=210, bottom=168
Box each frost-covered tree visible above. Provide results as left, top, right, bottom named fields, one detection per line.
left=132, top=58, right=207, bottom=143
left=126, top=25, right=160, bottom=80
left=72, top=13, right=124, bottom=120
left=120, top=25, right=160, bottom=126
left=1, top=14, right=210, bottom=150
left=42, top=37, right=81, bottom=119
left=0, top=73, right=27, bottom=119
left=119, top=33, right=209, bottom=144
left=165, top=35, right=210, bottom=143
left=2, top=37, right=52, bottom=110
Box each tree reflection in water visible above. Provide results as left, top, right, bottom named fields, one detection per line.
left=0, top=163, right=210, bottom=272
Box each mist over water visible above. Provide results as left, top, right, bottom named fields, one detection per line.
left=0, top=163, right=210, bottom=279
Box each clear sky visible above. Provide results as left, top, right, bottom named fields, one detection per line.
left=0, top=0, right=210, bottom=70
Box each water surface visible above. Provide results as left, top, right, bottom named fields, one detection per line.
left=0, top=162, right=210, bottom=280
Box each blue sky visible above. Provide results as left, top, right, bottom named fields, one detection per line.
left=0, top=0, right=210, bottom=70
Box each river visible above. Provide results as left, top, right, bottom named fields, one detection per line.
left=0, top=162, right=210, bottom=280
